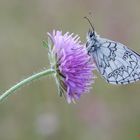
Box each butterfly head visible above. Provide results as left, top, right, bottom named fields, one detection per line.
left=84, top=17, right=99, bottom=52
left=87, top=29, right=97, bottom=42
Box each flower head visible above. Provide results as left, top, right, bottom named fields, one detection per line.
left=47, top=30, right=95, bottom=103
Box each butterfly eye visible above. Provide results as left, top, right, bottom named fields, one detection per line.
left=89, top=33, right=94, bottom=38
left=89, top=32, right=95, bottom=38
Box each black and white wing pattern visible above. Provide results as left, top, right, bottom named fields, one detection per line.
left=92, top=39, right=140, bottom=84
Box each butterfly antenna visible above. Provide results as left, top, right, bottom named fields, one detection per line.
left=84, top=16, right=95, bottom=31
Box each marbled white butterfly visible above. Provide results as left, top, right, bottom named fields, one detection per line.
left=85, top=17, right=140, bottom=84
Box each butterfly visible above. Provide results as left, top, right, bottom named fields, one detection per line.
left=85, top=17, right=140, bottom=84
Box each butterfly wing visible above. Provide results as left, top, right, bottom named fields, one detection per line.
left=92, top=39, right=140, bottom=84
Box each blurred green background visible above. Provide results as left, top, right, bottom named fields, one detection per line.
left=0, top=0, right=140, bottom=140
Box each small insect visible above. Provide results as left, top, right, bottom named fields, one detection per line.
left=85, top=17, right=140, bottom=84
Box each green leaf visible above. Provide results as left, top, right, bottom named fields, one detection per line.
left=43, top=40, right=49, bottom=48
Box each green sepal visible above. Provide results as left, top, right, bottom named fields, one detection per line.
left=43, top=40, right=49, bottom=48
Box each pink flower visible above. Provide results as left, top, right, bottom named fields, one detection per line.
left=47, top=30, right=96, bottom=103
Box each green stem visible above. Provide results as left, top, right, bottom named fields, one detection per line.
left=0, top=69, right=55, bottom=102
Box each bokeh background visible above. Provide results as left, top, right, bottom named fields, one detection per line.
left=0, top=0, right=140, bottom=140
